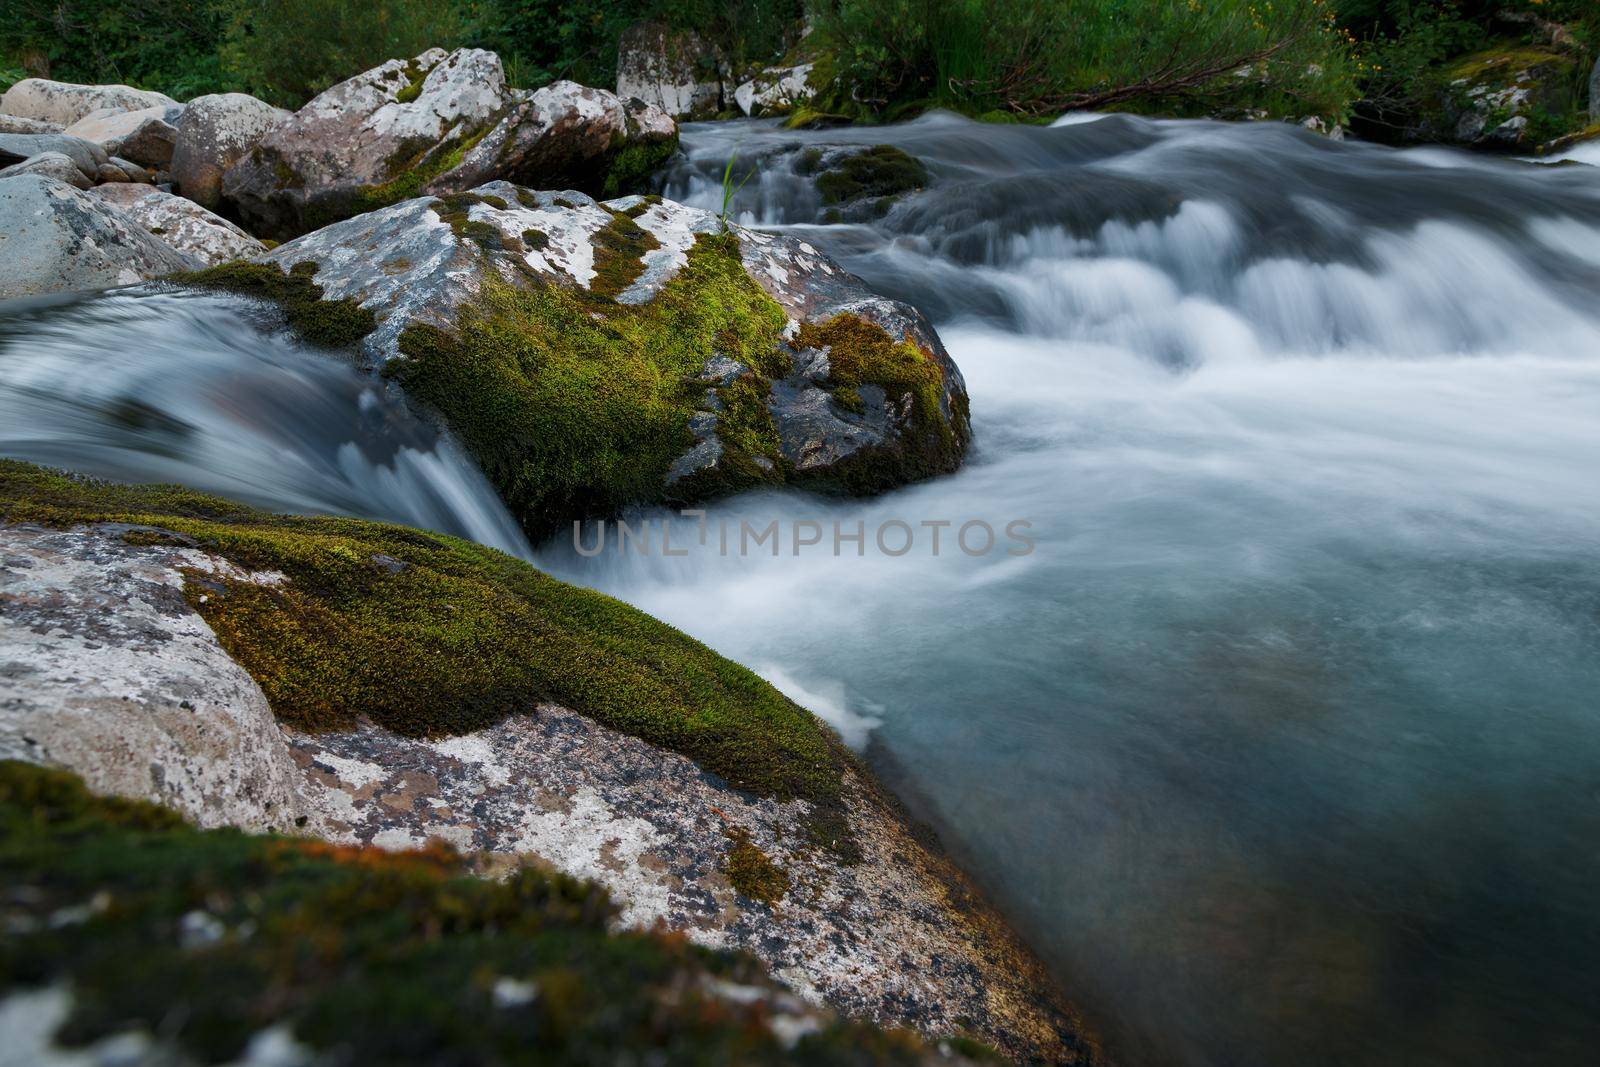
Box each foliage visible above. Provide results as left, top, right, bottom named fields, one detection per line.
left=464, top=0, right=803, bottom=88
left=0, top=0, right=233, bottom=99
left=219, top=0, right=469, bottom=107
left=811, top=0, right=1359, bottom=119
left=0, top=460, right=858, bottom=852
left=0, top=760, right=950, bottom=1065
left=1335, top=1, right=1598, bottom=140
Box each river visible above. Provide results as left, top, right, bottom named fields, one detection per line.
left=4, top=112, right=1599, bottom=1066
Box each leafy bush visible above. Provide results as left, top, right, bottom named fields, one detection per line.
left=0, top=0, right=234, bottom=98
left=812, top=0, right=1358, bottom=119
left=220, top=0, right=470, bottom=106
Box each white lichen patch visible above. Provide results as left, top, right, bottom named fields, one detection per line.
left=0, top=524, right=306, bottom=831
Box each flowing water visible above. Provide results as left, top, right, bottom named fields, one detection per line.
left=4, top=113, right=1599, bottom=1065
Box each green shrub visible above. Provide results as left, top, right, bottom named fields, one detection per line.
left=813, top=0, right=1359, bottom=120
left=220, top=0, right=470, bottom=107
left=0, top=0, right=234, bottom=99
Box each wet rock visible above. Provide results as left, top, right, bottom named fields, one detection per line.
left=91, top=184, right=265, bottom=267
left=221, top=48, right=675, bottom=239
left=616, top=21, right=726, bottom=119
left=170, top=92, right=290, bottom=210
left=0, top=524, right=306, bottom=830
left=0, top=151, right=92, bottom=190
left=0, top=175, right=198, bottom=298
left=0, top=78, right=177, bottom=126
left=61, top=106, right=179, bottom=167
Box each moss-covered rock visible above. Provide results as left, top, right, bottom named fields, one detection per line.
left=0, top=759, right=989, bottom=1066
left=220, top=49, right=676, bottom=239
left=228, top=184, right=970, bottom=541
left=1420, top=42, right=1587, bottom=148
left=0, top=460, right=857, bottom=848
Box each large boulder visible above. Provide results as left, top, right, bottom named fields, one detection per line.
left=229, top=182, right=968, bottom=533
left=0, top=131, right=107, bottom=182
left=221, top=48, right=676, bottom=239
left=0, top=151, right=92, bottom=190
left=0, top=78, right=176, bottom=126
left=734, top=62, right=819, bottom=117
left=616, top=21, right=726, bottom=119
left=171, top=92, right=290, bottom=210
left=0, top=175, right=198, bottom=299
left=61, top=105, right=180, bottom=167
left=92, top=184, right=266, bottom=266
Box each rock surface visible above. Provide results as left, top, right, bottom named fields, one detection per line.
left=0, top=519, right=1094, bottom=1064
left=616, top=21, right=726, bottom=119
left=0, top=524, right=307, bottom=830
left=0, top=132, right=107, bottom=182
left=255, top=182, right=968, bottom=496
left=171, top=92, right=290, bottom=210
left=0, top=151, right=92, bottom=189
left=0, top=78, right=176, bottom=126
left=735, top=63, right=819, bottom=117
left=0, top=114, right=64, bottom=135
left=221, top=48, right=675, bottom=239
left=1432, top=45, right=1581, bottom=147
left=0, top=175, right=198, bottom=299
left=61, top=106, right=180, bottom=167
left=91, top=184, right=266, bottom=266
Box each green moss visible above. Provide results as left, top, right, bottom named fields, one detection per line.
left=430, top=192, right=517, bottom=251
left=388, top=231, right=790, bottom=538
left=599, top=134, right=679, bottom=198
left=522, top=228, right=550, bottom=251
left=814, top=145, right=928, bottom=205
left=589, top=208, right=662, bottom=298
left=723, top=828, right=790, bottom=905
left=394, top=58, right=428, bottom=104
left=0, top=761, right=944, bottom=1065
left=323, top=123, right=494, bottom=228
left=169, top=261, right=375, bottom=348
left=794, top=314, right=968, bottom=493
left=0, top=461, right=856, bottom=853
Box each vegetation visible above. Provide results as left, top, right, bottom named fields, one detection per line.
left=1336, top=1, right=1597, bottom=143
left=810, top=0, right=1359, bottom=121
left=172, top=260, right=376, bottom=347
left=0, top=760, right=957, bottom=1065
left=0, top=459, right=857, bottom=852
left=723, top=827, right=792, bottom=904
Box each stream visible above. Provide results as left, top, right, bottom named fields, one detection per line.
left=4, top=112, right=1599, bottom=1066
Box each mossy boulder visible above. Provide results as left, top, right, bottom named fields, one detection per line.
left=226, top=183, right=969, bottom=540
left=0, top=759, right=993, bottom=1067
left=220, top=48, right=676, bottom=240
left=804, top=144, right=930, bottom=221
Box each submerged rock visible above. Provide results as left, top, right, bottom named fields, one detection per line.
left=170, top=92, right=291, bottom=210
left=0, top=78, right=176, bottom=126
left=220, top=48, right=676, bottom=239
left=238, top=183, right=968, bottom=533
left=0, top=175, right=198, bottom=299
left=92, top=184, right=265, bottom=266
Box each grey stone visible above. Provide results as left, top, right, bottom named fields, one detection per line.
left=0, top=151, right=92, bottom=189
left=0, top=113, right=64, bottom=135
left=616, top=21, right=725, bottom=119
left=62, top=106, right=178, bottom=167
left=0, top=131, right=107, bottom=179
left=90, top=183, right=265, bottom=267
left=0, top=78, right=176, bottom=126
left=0, top=175, right=198, bottom=299
left=171, top=92, right=289, bottom=211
